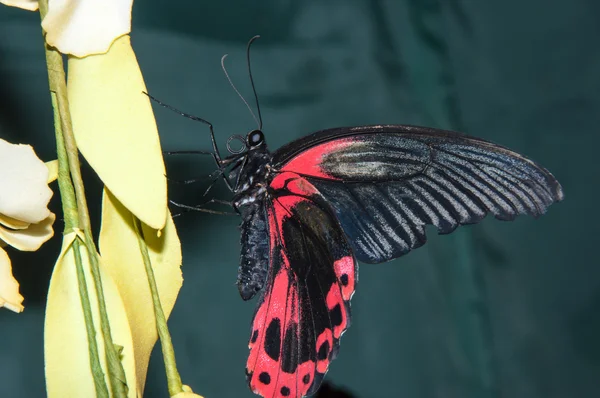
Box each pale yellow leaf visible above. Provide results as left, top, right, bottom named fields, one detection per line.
left=68, top=35, right=167, bottom=230
left=99, top=188, right=182, bottom=394
left=44, top=231, right=137, bottom=397
left=0, top=247, right=24, bottom=313
left=45, top=160, right=58, bottom=183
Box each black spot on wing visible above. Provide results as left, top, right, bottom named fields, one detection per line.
left=259, top=372, right=271, bottom=385
left=265, top=318, right=281, bottom=361
left=340, top=274, right=349, bottom=286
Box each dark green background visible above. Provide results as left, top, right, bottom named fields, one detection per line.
left=0, top=1, right=598, bottom=397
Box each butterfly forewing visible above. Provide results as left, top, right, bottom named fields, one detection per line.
left=272, top=125, right=563, bottom=263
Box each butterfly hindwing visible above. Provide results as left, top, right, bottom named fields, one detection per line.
left=246, top=172, right=356, bottom=398
left=273, top=125, right=563, bottom=263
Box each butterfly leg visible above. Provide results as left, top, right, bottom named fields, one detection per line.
left=146, top=92, right=241, bottom=193
left=201, top=173, right=224, bottom=198
left=144, top=92, right=233, bottom=178
left=163, top=150, right=214, bottom=156
left=169, top=199, right=237, bottom=217
left=162, top=150, right=236, bottom=191
left=165, top=169, right=224, bottom=185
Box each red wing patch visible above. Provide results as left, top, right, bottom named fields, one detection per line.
left=246, top=172, right=357, bottom=398
left=279, top=139, right=353, bottom=179
left=333, top=256, right=355, bottom=302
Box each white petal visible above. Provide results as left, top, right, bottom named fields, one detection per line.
left=0, top=213, right=30, bottom=230
left=0, top=213, right=55, bottom=251
left=0, top=247, right=24, bottom=313
left=42, top=0, right=133, bottom=57
left=0, top=0, right=38, bottom=11
left=0, top=139, right=52, bottom=224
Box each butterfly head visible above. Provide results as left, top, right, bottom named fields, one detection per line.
left=246, top=129, right=265, bottom=149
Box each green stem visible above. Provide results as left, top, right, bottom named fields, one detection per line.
left=39, top=0, right=129, bottom=396
left=133, top=217, right=183, bottom=396
left=51, top=93, right=78, bottom=231
left=51, top=93, right=109, bottom=398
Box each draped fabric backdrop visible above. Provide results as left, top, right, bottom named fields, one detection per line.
left=0, top=1, right=597, bottom=397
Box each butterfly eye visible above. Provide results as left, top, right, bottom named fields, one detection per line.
left=247, top=130, right=264, bottom=147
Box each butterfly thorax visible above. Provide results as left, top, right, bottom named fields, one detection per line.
left=232, top=146, right=272, bottom=211
left=232, top=146, right=273, bottom=301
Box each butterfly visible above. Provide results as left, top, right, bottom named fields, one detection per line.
left=153, top=38, right=563, bottom=398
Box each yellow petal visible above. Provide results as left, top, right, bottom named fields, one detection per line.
left=99, top=188, right=182, bottom=394
left=0, top=247, right=24, bottom=313
left=68, top=35, right=167, bottom=230
left=46, top=160, right=59, bottom=183
left=42, top=0, right=133, bottom=57
left=172, top=385, right=204, bottom=398
left=0, top=213, right=55, bottom=251
left=0, top=139, right=52, bottom=224
left=0, top=213, right=30, bottom=230
left=45, top=231, right=137, bottom=397
left=0, top=0, right=38, bottom=11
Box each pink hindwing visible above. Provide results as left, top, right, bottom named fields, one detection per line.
left=246, top=172, right=357, bottom=398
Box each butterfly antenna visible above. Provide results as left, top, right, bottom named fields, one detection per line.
left=246, top=35, right=263, bottom=130
left=221, top=54, right=261, bottom=129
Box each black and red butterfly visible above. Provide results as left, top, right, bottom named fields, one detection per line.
left=153, top=39, right=563, bottom=398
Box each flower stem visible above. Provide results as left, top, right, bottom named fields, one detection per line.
left=51, top=92, right=109, bottom=398
left=39, top=0, right=129, bottom=396
left=133, top=217, right=183, bottom=396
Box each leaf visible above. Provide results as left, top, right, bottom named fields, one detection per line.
left=99, top=189, right=182, bottom=395
left=44, top=231, right=137, bottom=398
left=68, top=35, right=167, bottom=230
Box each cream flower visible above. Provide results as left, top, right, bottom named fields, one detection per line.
left=0, top=139, right=56, bottom=312
left=2, top=0, right=165, bottom=231
left=0, top=0, right=134, bottom=57
left=4, top=0, right=187, bottom=395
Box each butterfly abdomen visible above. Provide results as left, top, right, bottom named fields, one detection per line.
left=236, top=197, right=271, bottom=301
left=234, top=148, right=273, bottom=301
